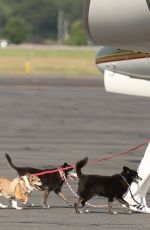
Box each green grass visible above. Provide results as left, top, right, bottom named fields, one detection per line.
left=0, top=46, right=100, bottom=77
left=0, top=48, right=95, bottom=58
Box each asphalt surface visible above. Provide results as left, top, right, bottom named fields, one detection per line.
left=0, top=77, right=150, bottom=230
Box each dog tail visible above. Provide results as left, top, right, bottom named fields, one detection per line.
left=76, top=157, right=88, bottom=177
left=5, top=153, right=19, bottom=171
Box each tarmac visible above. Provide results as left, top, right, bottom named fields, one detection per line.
left=0, top=76, right=150, bottom=230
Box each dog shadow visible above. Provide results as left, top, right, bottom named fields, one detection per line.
left=89, top=208, right=140, bottom=215
left=22, top=205, right=74, bottom=210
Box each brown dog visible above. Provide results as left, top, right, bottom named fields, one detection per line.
left=5, top=153, right=78, bottom=208
left=0, top=174, right=41, bottom=209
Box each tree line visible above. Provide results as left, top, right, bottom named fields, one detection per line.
left=0, top=0, right=87, bottom=45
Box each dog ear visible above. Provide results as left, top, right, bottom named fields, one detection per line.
left=63, top=163, right=69, bottom=167
left=123, top=166, right=130, bottom=173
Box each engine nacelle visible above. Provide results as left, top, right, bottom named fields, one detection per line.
left=104, top=69, right=150, bottom=97
left=84, top=0, right=150, bottom=52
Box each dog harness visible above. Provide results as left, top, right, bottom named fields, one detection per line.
left=9, top=177, right=31, bottom=197
left=21, top=176, right=32, bottom=192
left=9, top=178, right=23, bottom=197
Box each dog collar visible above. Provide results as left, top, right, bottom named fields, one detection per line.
left=58, top=169, right=65, bottom=182
left=120, top=175, right=130, bottom=187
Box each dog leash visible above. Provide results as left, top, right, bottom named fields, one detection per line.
left=58, top=170, right=108, bottom=208
left=33, top=141, right=148, bottom=177
left=64, top=174, right=108, bottom=208
left=120, top=175, right=142, bottom=205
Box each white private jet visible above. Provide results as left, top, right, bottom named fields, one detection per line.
left=84, top=0, right=150, bottom=215
left=84, top=0, right=150, bottom=97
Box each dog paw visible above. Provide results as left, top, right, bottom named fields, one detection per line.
left=112, top=211, right=117, bottom=214
left=68, top=203, right=73, bottom=207
left=24, top=202, right=34, bottom=207
left=15, top=206, right=23, bottom=210
left=84, top=209, right=89, bottom=213
left=109, top=211, right=117, bottom=214
left=42, top=204, right=50, bottom=208
left=75, top=210, right=83, bottom=214
left=0, top=203, right=8, bottom=208
left=79, top=210, right=83, bottom=214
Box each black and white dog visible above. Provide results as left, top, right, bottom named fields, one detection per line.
left=5, top=153, right=77, bottom=208
left=74, top=157, right=142, bottom=214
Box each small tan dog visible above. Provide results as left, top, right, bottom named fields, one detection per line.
left=0, top=174, right=41, bottom=210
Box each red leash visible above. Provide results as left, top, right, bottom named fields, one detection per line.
left=88, top=142, right=146, bottom=165
left=33, top=165, right=75, bottom=177
left=33, top=141, right=149, bottom=177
